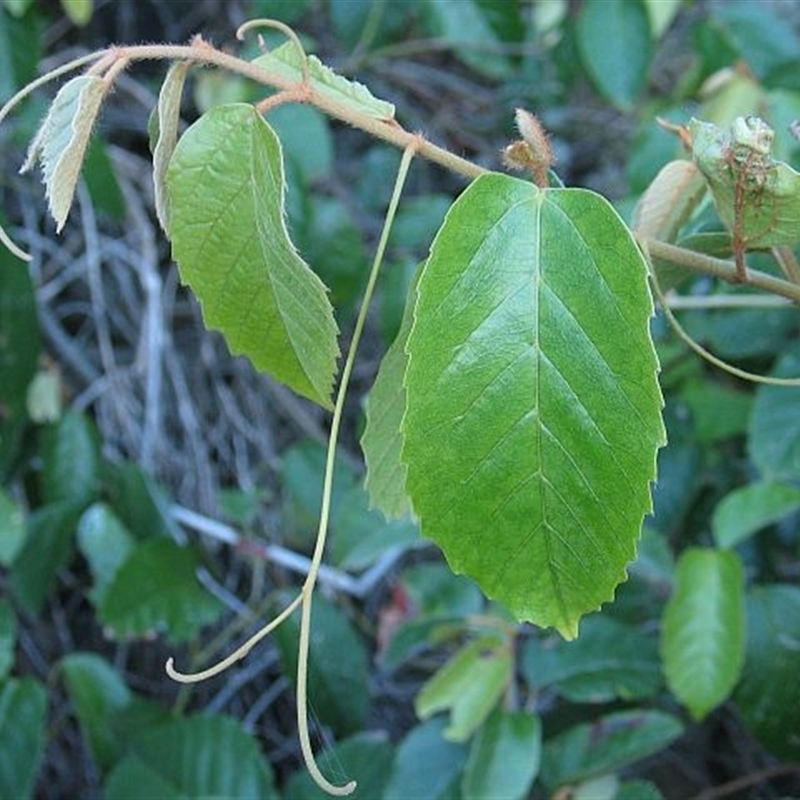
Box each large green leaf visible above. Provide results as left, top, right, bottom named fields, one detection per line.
left=0, top=677, right=47, bottom=800
left=402, top=173, right=664, bottom=637
left=99, top=538, right=223, bottom=643
left=104, top=714, right=278, bottom=799
left=167, top=103, right=339, bottom=408
left=661, top=548, right=745, bottom=720
left=0, top=488, right=26, bottom=566
left=734, top=584, right=800, bottom=760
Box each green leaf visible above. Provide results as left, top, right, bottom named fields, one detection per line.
left=617, top=779, right=665, bottom=800
left=0, top=677, right=47, bottom=800
left=415, top=635, right=512, bottom=742
left=712, top=481, right=800, bottom=549
left=40, top=409, right=101, bottom=508
left=734, top=584, right=800, bottom=760
left=99, top=538, right=223, bottom=643
left=540, top=709, right=683, bottom=791
left=0, top=488, right=26, bottom=566
left=283, top=732, right=394, bottom=800
left=266, top=103, right=333, bottom=183
left=402, top=173, right=664, bottom=637
left=362, top=269, right=418, bottom=519
left=104, top=714, right=278, bottom=799
left=661, top=548, right=745, bottom=720
left=383, top=717, right=468, bottom=800
left=60, top=0, right=93, bottom=26
left=575, top=0, right=652, bottom=109
left=691, top=116, right=800, bottom=248
left=273, top=593, right=369, bottom=736
left=60, top=652, right=132, bottom=771
left=10, top=501, right=82, bottom=613
left=21, top=74, right=108, bottom=231
left=0, top=599, right=15, bottom=681
left=76, top=503, right=137, bottom=604
left=252, top=42, right=395, bottom=121
left=463, top=708, right=541, bottom=800
left=522, top=616, right=662, bottom=703
left=748, top=346, right=800, bottom=480
left=105, top=461, right=174, bottom=540
left=0, top=242, right=40, bottom=418
left=151, top=60, right=190, bottom=232
left=167, top=103, right=340, bottom=408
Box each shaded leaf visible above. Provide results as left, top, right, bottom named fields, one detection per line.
left=21, top=74, right=108, bottom=231
left=463, top=707, right=541, bottom=800
left=712, top=481, right=800, bottom=549
left=402, top=173, right=664, bottom=637
left=253, top=42, right=394, bottom=121
left=60, top=0, right=93, bottom=26
left=661, top=548, right=745, bottom=720
left=167, top=103, right=339, bottom=408
left=0, top=677, right=47, bottom=800
left=415, top=635, right=512, bottom=741
left=151, top=60, right=190, bottom=232
left=104, top=714, right=278, bottom=799
left=522, top=616, right=662, bottom=703
left=383, top=717, right=468, bottom=800
left=734, top=584, right=800, bottom=760
left=576, top=0, right=652, bottom=109
left=362, top=269, right=419, bottom=519
left=60, top=652, right=132, bottom=771
left=99, top=538, right=223, bottom=643
left=540, top=709, right=683, bottom=791
left=0, top=488, right=26, bottom=566
left=0, top=599, right=15, bottom=681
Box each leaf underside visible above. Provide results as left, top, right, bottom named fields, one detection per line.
left=402, top=173, right=664, bottom=638
left=166, top=103, right=339, bottom=408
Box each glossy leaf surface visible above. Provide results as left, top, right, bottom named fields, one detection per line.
left=661, top=548, right=745, bottom=720
left=167, top=103, right=339, bottom=408
left=403, top=173, right=664, bottom=637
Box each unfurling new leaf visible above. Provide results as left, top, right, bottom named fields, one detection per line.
left=402, top=173, right=664, bottom=638
left=21, top=74, right=109, bottom=232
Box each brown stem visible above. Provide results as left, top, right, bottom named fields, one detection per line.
left=689, top=762, right=800, bottom=800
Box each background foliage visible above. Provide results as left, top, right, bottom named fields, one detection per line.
left=2, top=0, right=800, bottom=798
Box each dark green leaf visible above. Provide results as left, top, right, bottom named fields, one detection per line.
left=661, top=548, right=745, bottom=720
left=734, top=584, right=800, bottom=760
left=104, top=714, right=278, bottom=799
left=99, top=538, right=223, bottom=643
left=273, top=593, right=369, bottom=736
left=522, top=616, right=662, bottom=703
left=0, top=599, right=15, bottom=680
left=0, top=488, right=26, bottom=566
left=82, top=136, right=125, bottom=220
left=712, top=482, right=800, bottom=549
left=576, top=0, right=652, bottom=109
left=0, top=677, right=47, bottom=800
left=10, top=501, right=82, bottom=613
left=383, top=717, right=469, bottom=800
left=540, top=710, right=683, bottom=791
left=617, top=779, right=665, bottom=800
left=403, top=173, right=664, bottom=637
left=40, top=410, right=101, bottom=508
left=105, top=461, right=173, bottom=540
left=748, top=346, right=800, bottom=480
left=463, top=707, right=541, bottom=800
left=60, top=652, right=132, bottom=771
left=0, top=241, right=39, bottom=419
left=167, top=103, right=340, bottom=408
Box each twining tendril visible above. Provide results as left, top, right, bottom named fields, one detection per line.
left=166, top=141, right=419, bottom=795
left=236, top=18, right=311, bottom=86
